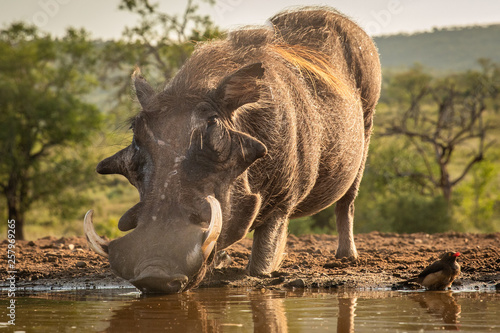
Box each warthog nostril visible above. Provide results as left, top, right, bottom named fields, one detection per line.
left=130, top=266, right=188, bottom=294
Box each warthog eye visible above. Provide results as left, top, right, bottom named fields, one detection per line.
left=207, top=115, right=218, bottom=127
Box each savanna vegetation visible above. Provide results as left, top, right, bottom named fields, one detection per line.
left=1, top=0, right=499, bottom=239
left=291, top=60, right=500, bottom=235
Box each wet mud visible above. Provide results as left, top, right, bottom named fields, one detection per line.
left=1, top=232, right=499, bottom=292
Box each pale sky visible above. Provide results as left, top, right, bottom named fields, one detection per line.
left=1, top=0, right=499, bottom=39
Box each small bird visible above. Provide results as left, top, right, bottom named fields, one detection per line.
left=408, top=251, right=461, bottom=290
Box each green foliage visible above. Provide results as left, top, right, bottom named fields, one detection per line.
left=103, top=0, right=221, bottom=88
left=367, top=192, right=452, bottom=234
left=0, top=23, right=103, bottom=239
left=454, top=158, right=500, bottom=232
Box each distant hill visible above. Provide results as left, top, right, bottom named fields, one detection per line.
left=373, top=24, right=500, bottom=71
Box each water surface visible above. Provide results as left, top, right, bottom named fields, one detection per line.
left=1, top=288, right=499, bottom=332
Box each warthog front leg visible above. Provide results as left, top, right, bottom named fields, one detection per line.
left=247, top=214, right=288, bottom=276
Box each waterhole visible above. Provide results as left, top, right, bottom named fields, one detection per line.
left=1, top=287, right=499, bottom=332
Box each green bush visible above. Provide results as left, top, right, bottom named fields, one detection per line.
left=386, top=194, right=452, bottom=233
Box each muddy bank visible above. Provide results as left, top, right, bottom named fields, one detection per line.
left=1, top=232, right=499, bottom=292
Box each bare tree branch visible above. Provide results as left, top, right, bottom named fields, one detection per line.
left=382, top=62, right=499, bottom=203
left=451, top=154, right=484, bottom=186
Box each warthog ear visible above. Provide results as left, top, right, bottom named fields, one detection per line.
left=215, top=62, right=265, bottom=114
left=96, top=146, right=130, bottom=176
left=132, top=67, right=155, bottom=109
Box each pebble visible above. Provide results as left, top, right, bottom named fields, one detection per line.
left=323, top=262, right=342, bottom=269
left=75, top=261, right=87, bottom=268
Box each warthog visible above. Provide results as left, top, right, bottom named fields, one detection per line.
left=85, top=7, right=381, bottom=293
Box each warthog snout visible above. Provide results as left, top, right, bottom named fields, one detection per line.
left=130, top=267, right=189, bottom=294
left=84, top=196, right=222, bottom=294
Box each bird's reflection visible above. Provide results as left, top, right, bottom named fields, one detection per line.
left=409, top=291, right=461, bottom=330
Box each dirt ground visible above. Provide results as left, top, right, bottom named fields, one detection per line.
left=1, top=232, right=499, bottom=293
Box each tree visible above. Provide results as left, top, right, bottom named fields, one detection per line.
left=0, top=23, right=102, bottom=239
left=383, top=61, right=499, bottom=204
left=102, top=0, right=221, bottom=99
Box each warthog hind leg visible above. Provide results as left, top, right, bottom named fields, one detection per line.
left=335, top=195, right=358, bottom=259
left=335, top=133, right=372, bottom=259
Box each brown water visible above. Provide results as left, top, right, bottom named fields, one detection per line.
left=1, top=288, right=499, bottom=332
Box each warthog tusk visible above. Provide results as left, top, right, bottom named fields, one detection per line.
left=84, top=210, right=109, bottom=258
left=202, top=196, right=222, bottom=260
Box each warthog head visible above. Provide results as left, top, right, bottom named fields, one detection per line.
left=85, top=63, right=267, bottom=293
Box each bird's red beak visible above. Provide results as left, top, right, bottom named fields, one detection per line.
left=453, top=252, right=460, bottom=257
